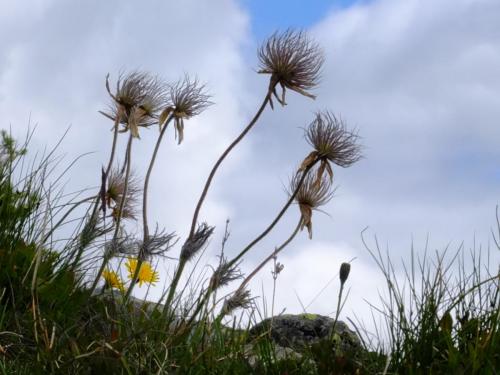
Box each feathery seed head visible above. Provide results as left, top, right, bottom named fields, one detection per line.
left=106, top=168, right=141, bottom=222
left=101, top=72, right=167, bottom=138
left=180, top=223, right=214, bottom=262
left=159, top=76, right=212, bottom=144
left=222, top=288, right=253, bottom=316
left=104, top=234, right=136, bottom=259
left=210, top=258, right=242, bottom=290
left=140, top=228, right=178, bottom=259
left=305, top=111, right=362, bottom=168
left=289, top=168, right=335, bottom=239
left=258, top=30, right=324, bottom=108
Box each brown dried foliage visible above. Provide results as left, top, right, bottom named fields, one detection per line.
left=106, top=168, right=141, bottom=221
left=100, top=72, right=167, bottom=137
left=289, top=167, right=335, bottom=239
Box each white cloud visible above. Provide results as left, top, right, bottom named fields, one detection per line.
left=1, top=0, right=499, bottom=335
left=227, top=0, right=500, bottom=333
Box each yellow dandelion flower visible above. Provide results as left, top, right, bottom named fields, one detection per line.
left=102, top=269, right=125, bottom=292
left=125, top=258, right=159, bottom=286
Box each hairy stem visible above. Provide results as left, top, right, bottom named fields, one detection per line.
left=188, top=91, right=272, bottom=239
left=190, top=162, right=317, bottom=326
left=89, top=133, right=133, bottom=295
left=125, top=118, right=173, bottom=300
left=142, top=117, right=173, bottom=243
left=227, top=160, right=317, bottom=269
left=164, top=88, right=274, bottom=320
left=241, top=219, right=301, bottom=292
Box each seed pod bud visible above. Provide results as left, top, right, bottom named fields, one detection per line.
left=339, top=262, right=351, bottom=285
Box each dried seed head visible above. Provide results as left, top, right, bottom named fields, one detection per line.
left=180, top=223, right=215, bottom=262
left=288, top=168, right=335, bottom=239
left=272, top=260, right=284, bottom=277
left=106, top=168, right=141, bottom=222
left=104, top=234, right=136, bottom=258
left=222, top=288, right=253, bottom=316
left=101, top=72, right=167, bottom=137
left=305, top=111, right=363, bottom=168
left=258, top=30, right=324, bottom=108
left=159, top=76, right=212, bottom=144
left=111, top=204, right=137, bottom=222
left=339, top=262, right=351, bottom=286
left=140, top=228, right=178, bottom=259
left=210, top=258, right=242, bottom=290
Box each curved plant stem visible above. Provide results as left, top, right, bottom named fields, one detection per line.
left=163, top=88, right=274, bottom=320
left=227, top=160, right=318, bottom=268
left=215, top=219, right=302, bottom=322
left=240, top=219, right=301, bottom=293
left=188, top=91, right=272, bottom=239
left=187, top=161, right=318, bottom=327
left=89, top=133, right=133, bottom=295
left=125, top=117, right=173, bottom=300
left=142, top=117, right=173, bottom=243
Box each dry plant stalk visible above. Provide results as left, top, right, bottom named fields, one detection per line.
left=80, top=29, right=361, bottom=331
left=165, top=29, right=325, bottom=315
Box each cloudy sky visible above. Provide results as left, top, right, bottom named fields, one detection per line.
left=2, top=0, right=499, bottom=331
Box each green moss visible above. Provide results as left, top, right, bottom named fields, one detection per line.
left=300, top=313, right=318, bottom=320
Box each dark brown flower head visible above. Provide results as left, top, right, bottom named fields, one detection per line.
left=180, top=223, right=214, bottom=262
left=158, top=76, right=212, bottom=144
left=106, top=168, right=141, bottom=222
left=209, top=258, right=242, bottom=290
left=100, top=72, right=167, bottom=138
left=258, top=29, right=324, bottom=108
left=222, top=288, right=253, bottom=316
left=304, top=111, right=363, bottom=169
left=339, top=262, right=351, bottom=286
left=288, top=167, right=335, bottom=239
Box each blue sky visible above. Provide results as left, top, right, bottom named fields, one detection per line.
left=242, top=0, right=358, bottom=39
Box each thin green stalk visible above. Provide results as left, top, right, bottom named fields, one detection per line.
left=41, top=196, right=94, bottom=245
left=330, top=283, right=345, bottom=341
left=89, top=133, right=133, bottom=295
left=125, top=117, right=173, bottom=300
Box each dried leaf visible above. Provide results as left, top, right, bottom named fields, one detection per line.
left=299, top=151, right=318, bottom=172
left=129, top=106, right=146, bottom=138
left=299, top=203, right=313, bottom=239
left=325, top=161, right=334, bottom=181
left=159, top=107, right=173, bottom=129
left=175, top=118, right=184, bottom=145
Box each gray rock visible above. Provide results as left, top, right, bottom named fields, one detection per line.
left=249, top=313, right=362, bottom=353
